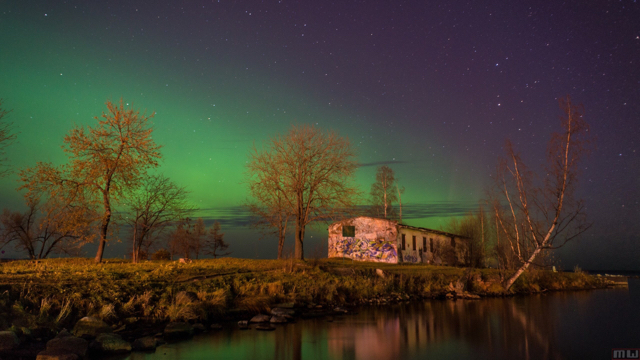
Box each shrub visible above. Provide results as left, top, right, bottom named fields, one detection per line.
left=151, top=249, right=171, bottom=260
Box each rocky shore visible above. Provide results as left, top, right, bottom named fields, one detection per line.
left=0, top=258, right=622, bottom=359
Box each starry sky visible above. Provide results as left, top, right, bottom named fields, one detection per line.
left=0, top=0, right=638, bottom=270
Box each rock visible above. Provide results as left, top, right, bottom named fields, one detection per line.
left=0, top=330, right=20, bottom=351
left=163, top=322, right=194, bottom=341
left=72, top=316, right=112, bottom=339
left=333, top=307, right=348, bottom=314
left=238, top=320, right=249, bottom=329
left=250, top=314, right=271, bottom=323
left=90, top=333, right=131, bottom=354
left=458, top=292, right=481, bottom=300
left=132, top=336, right=158, bottom=351
left=210, top=323, right=223, bottom=331
left=271, top=307, right=295, bottom=318
left=46, top=336, right=88, bottom=357
left=36, top=349, right=80, bottom=360
left=270, top=315, right=288, bottom=324
left=375, top=269, right=385, bottom=278
left=255, top=324, right=275, bottom=331
left=54, top=329, right=72, bottom=339
left=192, top=323, right=206, bottom=333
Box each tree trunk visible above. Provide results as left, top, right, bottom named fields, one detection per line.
left=132, top=223, right=138, bottom=264
left=95, top=187, right=111, bottom=264
left=504, top=247, right=543, bottom=290
left=294, top=219, right=305, bottom=260
left=95, top=205, right=111, bottom=264
left=277, top=227, right=285, bottom=260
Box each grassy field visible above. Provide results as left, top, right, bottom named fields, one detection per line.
left=0, top=257, right=609, bottom=335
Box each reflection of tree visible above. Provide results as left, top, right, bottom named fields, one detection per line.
left=324, top=297, right=565, bottom=360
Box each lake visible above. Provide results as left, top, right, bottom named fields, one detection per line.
left=126, top=281, right=640, bottom=360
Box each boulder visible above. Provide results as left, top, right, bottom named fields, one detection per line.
left=132, top=336, right=158, bottom=351
left=271, top=307, right=295, bottom=318
left=46, top=336, right=88, bottom=357
left=0, top=330, right=20, bottom=351
left=163, top=322, right=194, bottom=341
left=270, top=315, right=288, bottom=324
left=90, top=333, right=132, bottom=354
left=36, top=349, right=79, bottom=360
left=249, top=314, right=271, bottom=323
left=72, top=317, right=112, bottom=339
left=55, top=329, right=72, bottom=339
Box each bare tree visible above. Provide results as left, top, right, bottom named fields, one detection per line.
left=247, top=125, right=360, bottom=260
left=19, top=99, right=162, bottom=263
left=491, top=96, right=592, bottom=290
left=0, top=99, right=16, bottom=177
left=124, top=174, right=194, bottom=263
left=246, top=163, right=293, bottom=259
left=0, top=197, right=95, bottom=259
left=369, top=165, right=398, bottom=219
left=168, top=217, right=206, bottom=260
left=204, top=221, right=230, bottom=258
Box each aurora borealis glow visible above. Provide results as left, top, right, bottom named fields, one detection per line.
left=0, top=1, right=638, bottom=269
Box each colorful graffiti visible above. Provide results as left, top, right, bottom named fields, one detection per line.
left=329, top=237, right=397, bottom=263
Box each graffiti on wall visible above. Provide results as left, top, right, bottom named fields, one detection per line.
left=328, top=217, right=398, bottom=263
left=329, top=237, right=398, bottom=263
left=402, top=253, right=419, bottom=263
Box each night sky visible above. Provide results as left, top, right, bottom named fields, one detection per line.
left=0, top=1, right=638, bottom=270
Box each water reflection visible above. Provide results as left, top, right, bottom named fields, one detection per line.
left=128, top=288, right=637, bottom=360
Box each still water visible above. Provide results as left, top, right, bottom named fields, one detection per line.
left=128, top=283, right=640, bottom=360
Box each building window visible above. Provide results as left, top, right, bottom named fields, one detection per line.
left=451, top=237, right=456, bottom=248
left=402, top=234, right=406, bottom=250
left=423, top=237, right=427, bottom=250
left=412, top=236, right=416, bottom=250
left=430, top=238, right=434, bottom=253
left=342, top=225, right=355, bottom=237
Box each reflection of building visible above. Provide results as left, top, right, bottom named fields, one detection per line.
left=328, top=216, right=469, bottom=265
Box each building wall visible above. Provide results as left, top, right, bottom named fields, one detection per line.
left=397, top=228, right=469, bottom=266
left=328, top=217, right=398, bottom=263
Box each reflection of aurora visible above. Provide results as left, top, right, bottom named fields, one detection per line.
left=329, top=238, right=397, bottom=263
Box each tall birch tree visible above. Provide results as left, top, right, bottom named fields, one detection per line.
left=491, top=96, right=592, bottom=290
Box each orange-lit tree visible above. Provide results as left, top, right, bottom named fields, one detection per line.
left=20, top=99, right=162, bottom=263
left=0, top=197, right=95, bottom=259
left=247, top=125, right=360, bottom=260
left=491, top=96, right=592, bottom=290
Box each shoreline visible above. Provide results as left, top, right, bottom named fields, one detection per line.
left=0, top=257, right=624, bottom=359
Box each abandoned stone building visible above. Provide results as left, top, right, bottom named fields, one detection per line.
left=328, top=216, right=469, bottom=265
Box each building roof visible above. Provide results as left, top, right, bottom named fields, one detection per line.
left=398, top=223, right=471, bottom=240
left=331, top=216, right=470, bottom=239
